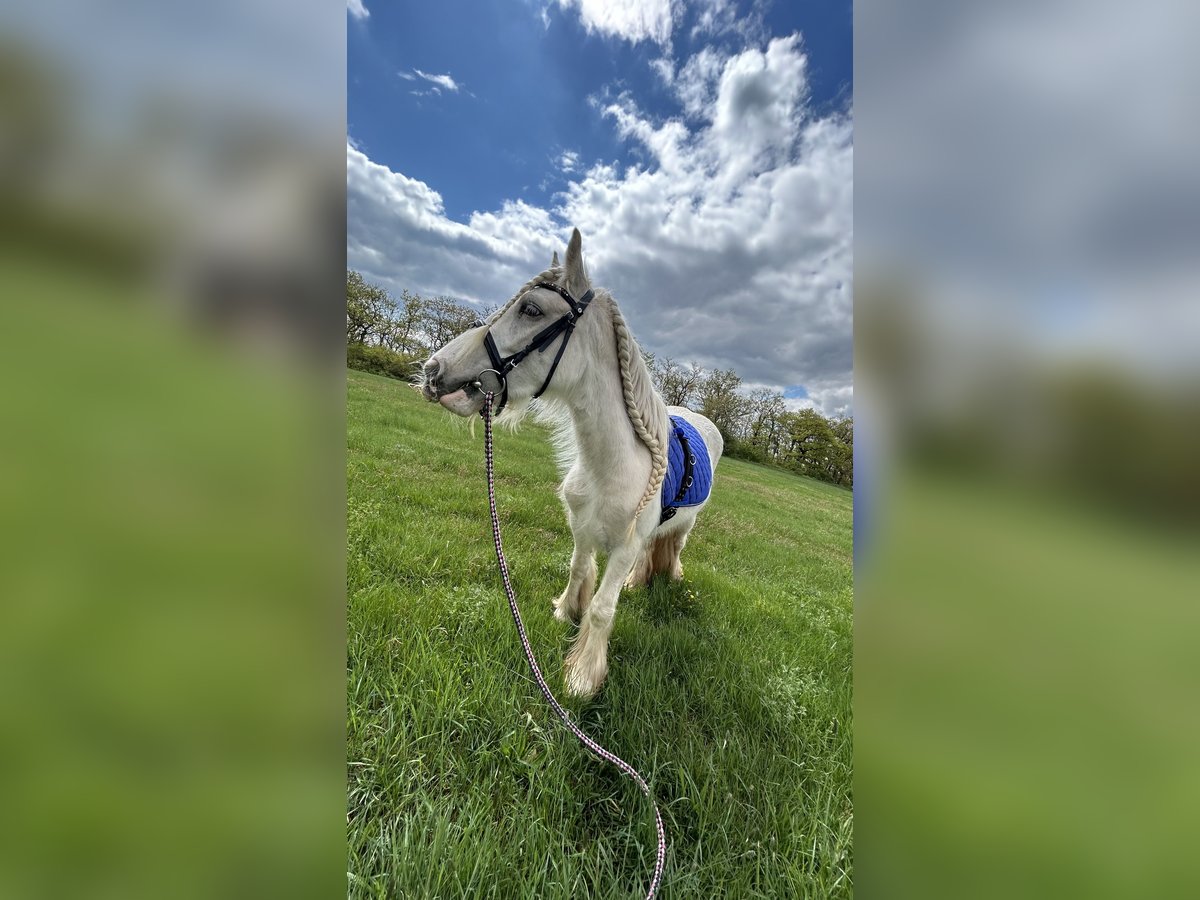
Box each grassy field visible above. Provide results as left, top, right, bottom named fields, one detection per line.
left=346, top=369, right=853, bottom=898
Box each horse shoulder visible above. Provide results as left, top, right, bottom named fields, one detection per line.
left=560, top=466, right=589, bottom=509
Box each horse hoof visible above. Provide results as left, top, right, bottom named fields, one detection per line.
left=564, top=668, right=602, bottom=698
left=624, top=569, right=651, bottom=590
left=563, top=648, right=607, bottom=698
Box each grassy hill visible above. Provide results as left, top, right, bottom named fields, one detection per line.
left=346, top=369, right=853, bottom=898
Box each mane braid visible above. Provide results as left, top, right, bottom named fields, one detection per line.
left=605, top=293, right=670, bottom=529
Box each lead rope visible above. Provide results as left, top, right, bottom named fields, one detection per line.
left=481, top=392, right=666, bottom=900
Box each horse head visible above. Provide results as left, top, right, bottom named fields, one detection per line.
left=422, top=228, right=594, bottom=417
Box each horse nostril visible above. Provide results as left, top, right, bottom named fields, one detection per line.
left=421, top=358, right=444, bottom=397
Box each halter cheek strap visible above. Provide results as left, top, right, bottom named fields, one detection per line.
left=477, top=283, right=594, bottom=414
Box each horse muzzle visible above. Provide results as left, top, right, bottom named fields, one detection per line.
left=423, top=357, right=471, bottom=401
left=438, top=384, right=485, bottom=416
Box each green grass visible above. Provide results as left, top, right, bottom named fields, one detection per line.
left=346, top=369, right=853, bottom=898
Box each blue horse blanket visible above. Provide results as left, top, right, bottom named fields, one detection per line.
left=660, top=415, right=713, bottom=522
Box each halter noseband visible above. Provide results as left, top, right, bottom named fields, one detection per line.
left=475, top=282, right=594, bottom=414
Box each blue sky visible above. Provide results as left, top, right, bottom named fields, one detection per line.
left=347, top=0, right=853, bottom=416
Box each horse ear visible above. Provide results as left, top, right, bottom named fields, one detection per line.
left=563, top=227, right=588, bottom=296
left=550, top=250, right=559, bottom=268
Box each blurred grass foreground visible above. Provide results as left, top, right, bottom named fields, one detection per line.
left=0, top=8, right=345, bottom=899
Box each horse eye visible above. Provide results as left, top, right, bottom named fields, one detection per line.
left=521, top=302, right=543, bottom=318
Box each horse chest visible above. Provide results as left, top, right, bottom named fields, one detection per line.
left=560, top=467, right=639, bottom=550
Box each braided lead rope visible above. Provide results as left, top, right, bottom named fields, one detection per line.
left=481, top=392, right=667, bottom=900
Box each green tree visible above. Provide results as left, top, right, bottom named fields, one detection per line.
left=382, top=289, right=428, bottom=356
left=696, top=368, right=749, bottom=440
left=422, top=295, right=483, bottom=349
left=346, top=270, right=395, bottom=345
left=827, top=417, right=854, bottom=486
left=651, top=356, right=707, bottom=408
left=746, top=388, right=787, bottom=456
left=781, top=408, right=836, bottom=477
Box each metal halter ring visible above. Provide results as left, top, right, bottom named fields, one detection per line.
left=474, top=369, right=505, bottom=395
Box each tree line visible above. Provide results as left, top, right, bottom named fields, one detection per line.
left=347, top=271, right=851, bottom=487
left=346, top=270, right=487, bottom=377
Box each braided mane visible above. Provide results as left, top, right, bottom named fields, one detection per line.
left=603, top=292, right=670, bottom=528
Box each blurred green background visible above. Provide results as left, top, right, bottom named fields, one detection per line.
left=855, top=0, right=1200, bottom=890
left=0, top=6, right=345, bottom=899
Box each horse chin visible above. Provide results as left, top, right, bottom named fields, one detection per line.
left=438, top=387, right=484, bottom=417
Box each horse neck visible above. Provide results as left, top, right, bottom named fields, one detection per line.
left=559, top=308, right=667, bottom=480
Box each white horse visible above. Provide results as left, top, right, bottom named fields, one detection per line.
left=422, top=229, right=723, bottom=697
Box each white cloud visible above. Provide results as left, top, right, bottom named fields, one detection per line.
left=347, top=144, right=560, bottom=305
left=782, top=396, right=818, bottom=413
left=412, top=68, right=461, bottom=92
left=691, top=0, right=731, bottom=36
left=347, top=0, right=369, bottom=20
left=398, top=70, right=415, bottom=81
left=347, top=34, right=852, bottom=416
left=673, top=46, right=724, bottom=117
left=558, top=150, right=580, bottom=172
left=690, top=0, right=765, bottom=43
left=799, top=382, right=854, bottom=420
left=649, top=55, right=675, bottom=86
left=554, top=0, right=674, bottom=46
left=710, top=35, right=809, bottom=186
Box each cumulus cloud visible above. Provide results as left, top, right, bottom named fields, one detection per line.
left=347, top=144, right=560, bottom=304
left=347, top=0, right=369, bottom=20
left=553, top=0, right=675, bottom=47
left=347, top=34, right=852, bottom=416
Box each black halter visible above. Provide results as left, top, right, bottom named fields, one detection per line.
left=475, top=282, right=594, bottom=414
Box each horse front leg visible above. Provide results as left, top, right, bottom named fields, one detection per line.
left=563, top=538, right=641, bottom=697
left=553, top=543, right=597, bottom=626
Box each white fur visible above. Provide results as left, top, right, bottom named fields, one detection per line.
left=423, top=229, right=723, bottom=697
